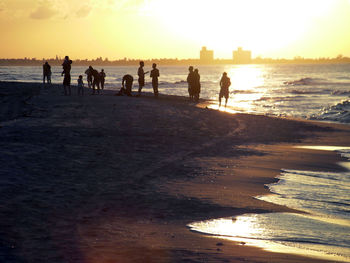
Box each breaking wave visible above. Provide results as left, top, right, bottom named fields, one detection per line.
left=284, top=77, right=350, bottom=87
left=284, top=78, right=320, bottom=86
left=290, top=89, right=322, bottom=95
left=331, top=90, right=350, bottom=96
left=310, top=100, right=350, bottom=123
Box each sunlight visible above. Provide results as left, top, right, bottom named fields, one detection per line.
left=208, top=65, right=266, bottom=113
left=228, top=65, right=264, bottom=92
left=189, top=215, right=261, bottom=239
left=146, top=0, right=336, bottom=57
left=1, top=0, right=349, bottom=59
left=188, top=213, right=350, bottom=262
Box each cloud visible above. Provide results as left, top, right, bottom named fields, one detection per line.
left=26, top=0, right=145, bottom=20
left=90, top=0, right=145, bottom=12
left=76, top=5, right=92, bottom=18
left=30, top=3, right=57, bottom=19
left=0, top=1, right=5, bottom=12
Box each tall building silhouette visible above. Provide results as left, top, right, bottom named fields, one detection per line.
left=200, top=46, right=214, bottom=63
left=233, top=47, right=252, bottom=64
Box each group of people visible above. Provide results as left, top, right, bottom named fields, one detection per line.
left=186, top=66, right=231, bottom=107
left=187, top=66, right=201, bottom=102
left=43, top=57, right=106, bottom=96
left=84, top=66, right=106, bottom=95
left=44, top=57, right=232, bottom=107
left=117, top=61, right=159, bottom=97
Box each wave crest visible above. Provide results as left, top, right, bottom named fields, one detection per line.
left=284, top=78, right=317, bottom=86
left=310, top=100, right=350, bottom=123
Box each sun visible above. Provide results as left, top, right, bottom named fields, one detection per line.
left=145, top=0, right=335, bottom=58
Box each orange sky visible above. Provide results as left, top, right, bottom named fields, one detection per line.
left=1, top=0, right=350, bottom=60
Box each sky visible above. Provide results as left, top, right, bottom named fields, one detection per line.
left=1, top=0, right=350, bottom=60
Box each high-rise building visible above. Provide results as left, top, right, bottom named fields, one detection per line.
left=233, top=47, right=252, bottom=64
left=200, top=46, right=214, bottom=62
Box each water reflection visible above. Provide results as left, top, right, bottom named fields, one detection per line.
left=189, top=214, right=261, bottom=239
left=208, top=65, right=267, bottom=113
left=188, top=146, right=350, bottom=262
left=188, top=213, right=350, bottom=262
left=295, top=146, right=350, bottom=151
left=228, top=65, right=265, bottom=93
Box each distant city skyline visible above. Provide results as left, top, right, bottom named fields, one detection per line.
left=1, top=52, right=349, bottom=67
left=1, top=0, right=350, bottom=60
left=1, top=46, right=349, bottom=62
left=0, top=46, right=349, bottom=61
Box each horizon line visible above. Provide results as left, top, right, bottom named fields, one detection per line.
left=0, top=55, right=349, bottom=61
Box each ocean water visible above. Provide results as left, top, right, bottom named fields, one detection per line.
left=1, top=64, right=350, bottom=123
left=189, top=147, right=350, bottom=262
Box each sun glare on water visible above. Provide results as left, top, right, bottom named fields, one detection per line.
left=208, top=65, right=266, bottom=113
left=188, top=213, right=350, bottom=262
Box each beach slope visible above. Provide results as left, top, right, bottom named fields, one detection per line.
left=0, top=81, right=349, bottom=263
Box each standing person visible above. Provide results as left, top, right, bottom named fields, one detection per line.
left=193, top=68, right=201, bottom=102
left=85, top=66, right=93, bottom=89
left=187, top=66, right=194, bottom=101
left=150, top=63, right=159, bottom=97
left=61, top=56, right=72, bottom=96
left=122, top=74, right=134, bottom=96
left=42, top=61, right=51, bottom=84
left=91, top=67, right=101, bottom=95
left=219, top=72, right=231, bottom=107
left=137, top=61, right=149, bottom=96
left=77, top=75, right=84, bottom=96
left=100, top=69, right=106, bottom=90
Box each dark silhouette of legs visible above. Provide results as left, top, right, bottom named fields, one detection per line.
left=152, top=81, right=158, bottom=97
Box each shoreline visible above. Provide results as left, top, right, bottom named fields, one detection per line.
left=183, top=142, right=350, bottom=262
left=1, top=81, right=350, bottom=262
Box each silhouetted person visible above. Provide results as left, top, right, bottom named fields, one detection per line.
left=137, top=61, right=149, bottom=95
left=62, top=56, right=72, bottom=96
left=100, top=69, right=106, bottom=90
left=77, top=75, right=84, bottom=96
left=122, top=74, right=134, bottom=96
left=43, top=61, right=51, bottom=84
left=187, top=66, right=194, bottom=101
left=85, top=66, right=93, bottom=88
left=219, top=72, right=231, bottom=107
left=91, top=67, right=101, bottom=95
left=193, top=68, right=201, bottom=102
left=150, top=63, right=159, bottom=97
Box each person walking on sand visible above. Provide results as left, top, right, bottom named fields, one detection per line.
left=150, top=63, right=159, bottom=97
left=85, top=66, right=93, bottom=89
left=122, top=74, right=134, bottom=96
left=137, top=61, right=149, bottom=96
left=43, top=61, right=51, bottom=84
left=62, top=56, right=72, bottom=96
left=219, top=72, right=231, bottom=107
left=91, top=67, right=101, bottom=95
left=100, top=69, right=106, bottom=90
left=77, top=75, right=84, bottom=96
left=187, top=66, right=195, bottom=101
left=193, top=68, right=201, bottom=102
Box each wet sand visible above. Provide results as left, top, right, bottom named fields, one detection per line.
left=1, top=81, right=349, bottom=262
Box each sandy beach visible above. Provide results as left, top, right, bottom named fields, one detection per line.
left=1, top=81, right=350, bottom=263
